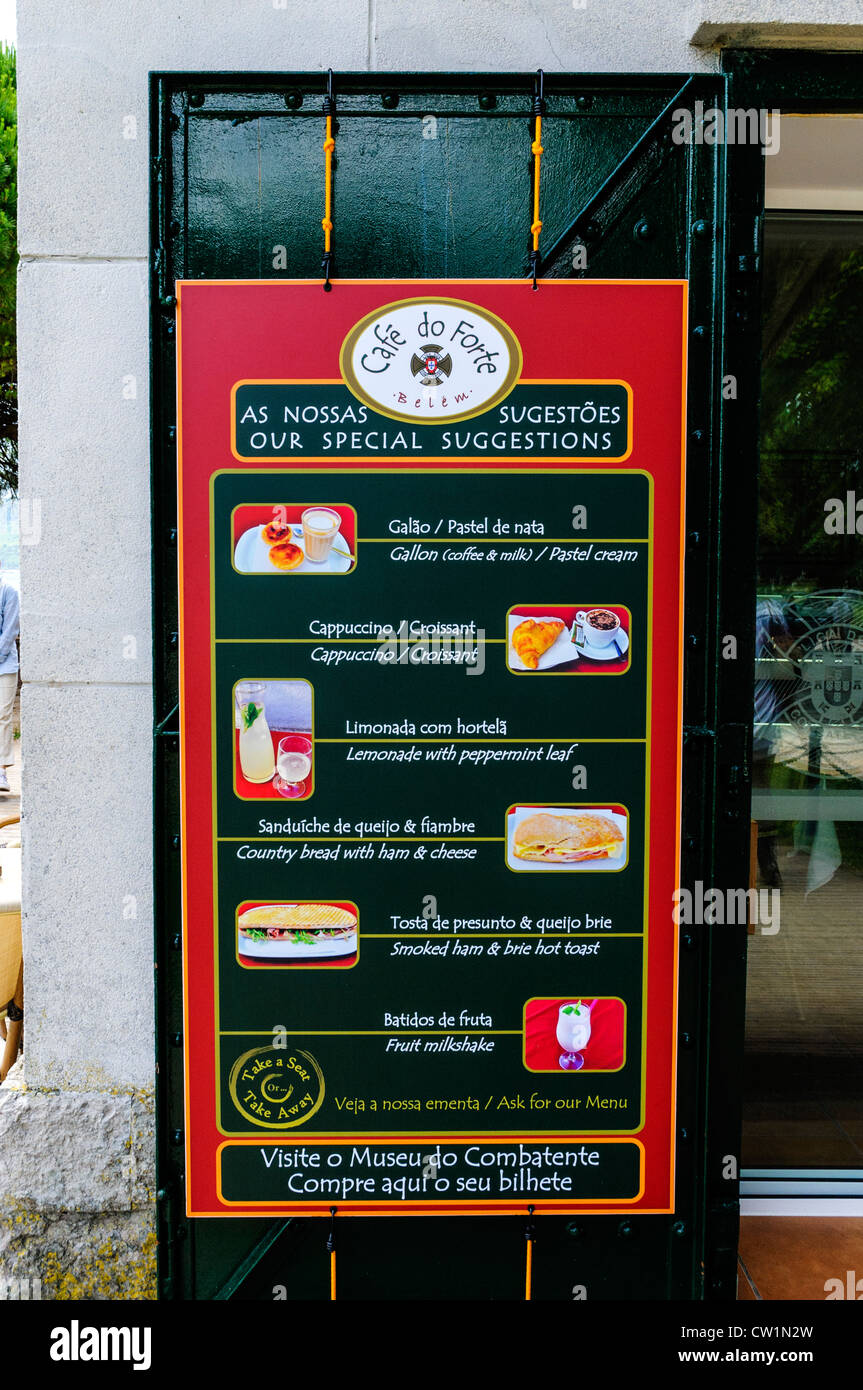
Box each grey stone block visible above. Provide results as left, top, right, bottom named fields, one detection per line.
left=21, top=683, right=155, bottom=1092
left=18, top=260, right=153, bottom=685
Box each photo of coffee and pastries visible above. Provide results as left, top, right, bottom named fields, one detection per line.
left=232, top=502, right=357, bottom=574
left=507, top=604, right=631, bottom=673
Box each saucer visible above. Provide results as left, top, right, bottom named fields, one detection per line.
left=574, top=625, right=629, bottom=662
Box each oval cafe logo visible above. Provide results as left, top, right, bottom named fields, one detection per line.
left=340, top=296, right=523, bottom=425
left=228, top=1044, right=325, bottom=1129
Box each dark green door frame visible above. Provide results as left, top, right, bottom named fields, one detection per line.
left=151, top=67, right=761, bottom=1300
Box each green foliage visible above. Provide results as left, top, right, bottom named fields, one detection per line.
left=0, top=44, right=15, bottom=497
left=758, top=242, right=863, bottom=586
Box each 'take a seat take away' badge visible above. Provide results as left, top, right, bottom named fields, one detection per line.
left=229, top=1044, right=325, bottom=1128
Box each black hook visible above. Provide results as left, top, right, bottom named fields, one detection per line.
left=323, top=67, right=335, bottom=117
left=327, top=1205, right=337, bottom=1254
left=525, top=1203, right=536, bottom=1244
left=533, top=68, right=545, bottom=117
left=322, top=251, right=333, bottom=292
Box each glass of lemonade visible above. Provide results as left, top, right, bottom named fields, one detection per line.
left=301, top=507, right=340, bottom=563
left=236, top=682, right=276, bottom=783
left=274, top=734, right=313, bottom=798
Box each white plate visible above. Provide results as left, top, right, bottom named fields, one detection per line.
left=576, top=626, right=630, bottom=662
left=239, top=929, right=358, bottom=960
left=508, top=615, right=580, bottom=671
left=234, top=523, right=354, bottom=575
left=506, top=806, right=628, bottom=872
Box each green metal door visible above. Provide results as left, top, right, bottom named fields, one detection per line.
left=151, top=69, right=758, bottom=1300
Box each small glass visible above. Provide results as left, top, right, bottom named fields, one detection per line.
left=273, top=734, right=313, bottom=799
left=301, top=507, right=340, bottom=564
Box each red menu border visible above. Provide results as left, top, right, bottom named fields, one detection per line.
left=176, top=279, right=687, bottom=1217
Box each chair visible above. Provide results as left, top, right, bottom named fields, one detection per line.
left=0, top=815, right=22, bottom=1082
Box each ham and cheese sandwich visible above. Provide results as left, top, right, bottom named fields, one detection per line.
left=513, top=812, right=624, bottom=863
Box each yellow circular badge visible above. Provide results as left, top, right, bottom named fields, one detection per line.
left=228, top=1045, right=325, bottom=1129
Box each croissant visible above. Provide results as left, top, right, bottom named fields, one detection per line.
left=512, top=618, right=565, bottom=669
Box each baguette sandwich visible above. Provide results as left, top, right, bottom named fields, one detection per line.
left=513, top=812, right=624, bottom=863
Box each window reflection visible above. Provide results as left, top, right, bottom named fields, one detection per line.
left=745, top=214, right=863, bottom=1169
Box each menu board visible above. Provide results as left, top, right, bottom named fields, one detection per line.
left=177, top=279, right=686, bottom=1217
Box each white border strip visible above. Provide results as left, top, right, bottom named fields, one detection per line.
left=741, top=1198, right=863, bottom=1216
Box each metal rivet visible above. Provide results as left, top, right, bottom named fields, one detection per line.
left=169, top=632, right=178, bottom=648
left=684, top=837, right=696, bottom=852
left=679, top=1127, right=690, bottom=1142
left=171, top=834, right=180, bottom=849
left=284, top=91, right=303, bottom=110
left=171, top=1129, right=183, bottom=1145
left=170, top=1032, right=182, bottom=1047
left=188, top=92, right=205, bottom=108
left=478, top=93, right=496, bottom=110
left=566, top=1222, right=581, bottom=1239
left=633, top=219, right=654, bottom=241
left=692, top=324, right=707, bottom=338
left=171, top=934, right=181, bottom=951
left=618, top=1221, right=635, bottom=1239
left=576, top=95, right=593, bottom=110
left=672, top=1221, right=686, bottom=1237
left=681, top=1032, right=693, bottom=1049
left=692, top=219, right=711, bottom=239
left=381, top=92, right=399, bottom=109
left=687, top=634, right=698, bottom=647
left=691, top=428, right=706, bottom=444
left=683, top=932, right=695, bottom=950
left=167, top=528, right=177, bottom=546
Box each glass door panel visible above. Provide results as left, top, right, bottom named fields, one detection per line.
left=744, top=209, right=863, bottom=1169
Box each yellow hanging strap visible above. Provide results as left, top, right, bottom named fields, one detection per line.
left=321, top=69, right=336, bottom=291
left=327, top=1206, right=337, bottom=1299
left=524, top=1205, right=536, bottom=1300
left=529, top=71, right=545, bottom=290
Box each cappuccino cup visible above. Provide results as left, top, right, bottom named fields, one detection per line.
left=575, top=608, right=620, bottom=648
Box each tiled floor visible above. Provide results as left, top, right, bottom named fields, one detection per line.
left=738, top=1217, right=863, bottom=1300
left=744, top=838, right=863, bottom=1166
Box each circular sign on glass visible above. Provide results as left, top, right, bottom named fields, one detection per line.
left=340, top=296, right=523, bottom=425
